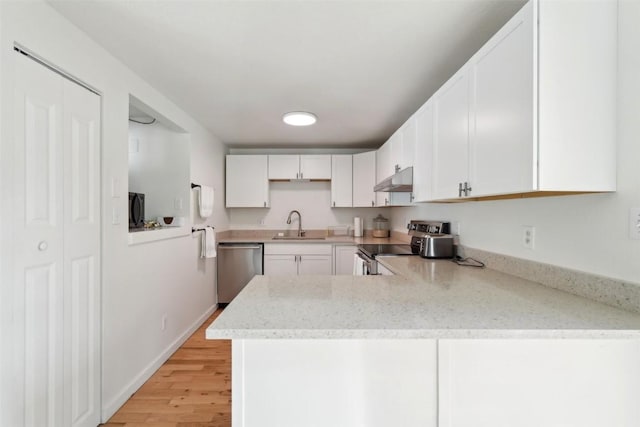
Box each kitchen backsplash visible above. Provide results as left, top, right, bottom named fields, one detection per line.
left=228, top=181, right=387, bottom=232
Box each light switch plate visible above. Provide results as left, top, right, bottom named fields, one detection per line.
left=630, top=208, right=640, bottom=240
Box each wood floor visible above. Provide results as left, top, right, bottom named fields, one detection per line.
left=101, top=309, right=231, bottom=427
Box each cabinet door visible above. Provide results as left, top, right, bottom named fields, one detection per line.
left=388, top=130, right=402, bottom=172
left=298, top=255, right=332, bottom=275
left=226, top=155, right=269, bottom=207
left=413, top=101, right=434, bottom=202
left=331, top=155, right=352, bottom=207
left=432, top=67, right=470, bottom=200
left=438, top=340, right=640, bottom=427
left=300, top=155, right=331, bottom=179
left=376, top=142, right=391, bottom=207
left=353, top=151, right=376, bottom=208
left=469, top=1, right=534, bottom=197
left=400, top=117, right=417, bottom=171
left=333, top=245, right=357, bottom=275
left=263, top=255, right=298, bottom=276
left=268, top=155, right=299, bottom=180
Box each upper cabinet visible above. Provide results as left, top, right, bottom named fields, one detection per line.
left=331, top=155, right=353, bottom=207
left=226, top=155, right=269, bottom=208
left=413, top=101, right=434, bottom=203
left=268, top=155, right=331, bottom=180
left=432, top=66, right=471, bottom=200
left=353, top=151, right=377, bottom=208
left=428, top=0, right=616, bottom=201
left=267, top=155, right=299, bottom=180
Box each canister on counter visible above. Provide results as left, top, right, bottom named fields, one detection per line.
left=372, top=214, right=390, bottom=238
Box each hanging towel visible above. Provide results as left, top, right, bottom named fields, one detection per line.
left=199, top=185, right=214, bottom=218
left=353, top=253, right=366, bottom=276
left=201, top=226, right=217, bottom=258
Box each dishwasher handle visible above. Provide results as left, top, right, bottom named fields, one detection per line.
left=218, top=245, right=262, bottom=250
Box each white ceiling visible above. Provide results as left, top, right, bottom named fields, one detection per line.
left=49, top=0, right=525, bottom=149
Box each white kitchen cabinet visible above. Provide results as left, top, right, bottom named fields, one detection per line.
left=413, top=101, right=434, bottom=202
left=469, top=2, right=534, bottom=197
left=267, top=155, right=299, bottom=180
left=268, top=155, right=331, bottom=180
left=353, top=151, right=377, bottom=208
left=430, top=0, right=616, bottom=201
left=300, top=155, right=331, bottom=179
left=399, top=118, right=417, bottom=171
left=375, top=141, right=391, bottom=207
left=432, top=66, right=470, bottom=201
left=333, top=245, right=358, bottom=275
left=264, top=244, right=333, bottom=276
left=298, top=255, right=333, bottom=275
left=226, top=155, right=269, bottom=207
left=438, top=340, right=640, bottom=427
left=331, top=155, right=352, bottom=207
left=263, top=255, right=298, bottom=275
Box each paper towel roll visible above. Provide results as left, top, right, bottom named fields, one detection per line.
left=354, top=217, right=363, bottom=237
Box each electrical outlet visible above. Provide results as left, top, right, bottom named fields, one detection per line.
left=161, top=315, right=167, bottom=331
left=630, top=208, right=640, bottom=240
left=522, top=226, right=535, bottom=249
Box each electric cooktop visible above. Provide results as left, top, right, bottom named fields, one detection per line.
left=357, top=244, right=415, bottom=259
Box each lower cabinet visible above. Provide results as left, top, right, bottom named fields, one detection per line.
left=264, top=244, right=333, bottom=276
left=438, top=339, right=640, bottom=427
left=232, top=339, right=640, bottom=427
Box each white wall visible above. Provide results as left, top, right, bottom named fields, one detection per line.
left=128, top=121, right=190, bottom=220
left=392, top=0, right=640, bottom=285
left=230, top=181, right=388, bottom=232
left=0, top=1, right=229, bottom=422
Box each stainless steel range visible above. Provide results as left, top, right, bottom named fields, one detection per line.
left=354, top=220, right=450, bottom=275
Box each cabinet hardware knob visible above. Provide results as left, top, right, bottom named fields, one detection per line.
left=38, top=241, right=48, bottom=251
left=458, top=182, right=463, bottom=197
left=371, top=201, right=374, bottom=207
left=333, top=201, right=336, bottom=207
left=300, top=172, right=303, bottom=179
left=264, top=201, right=266, bottom=207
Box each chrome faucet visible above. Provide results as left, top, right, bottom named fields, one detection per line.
left=286, top=210, right=304, bottom=237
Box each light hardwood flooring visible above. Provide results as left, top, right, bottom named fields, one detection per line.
left=101, top=309, right=231, bottom=427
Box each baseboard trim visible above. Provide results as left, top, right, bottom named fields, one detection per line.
left=101, top=304, right=218, bottom=422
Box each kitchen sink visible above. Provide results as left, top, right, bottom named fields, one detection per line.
left=272, top=235, right=325, bottom=240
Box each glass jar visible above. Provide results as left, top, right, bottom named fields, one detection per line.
left=372, top=214, right=390, bottom=238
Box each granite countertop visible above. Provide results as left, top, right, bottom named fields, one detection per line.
left=206, top=256, right=640, bottom=340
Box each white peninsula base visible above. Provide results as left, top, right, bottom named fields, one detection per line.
left=232, top=339, right=640, bottom=427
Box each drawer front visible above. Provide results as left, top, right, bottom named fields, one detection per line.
left=264, top=243, right=333, bottom=255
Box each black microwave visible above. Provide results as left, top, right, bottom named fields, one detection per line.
left=128, top=192, right=145, bottom=229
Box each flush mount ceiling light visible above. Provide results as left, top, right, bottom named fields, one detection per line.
left=283, top=111, right=317, bottom=126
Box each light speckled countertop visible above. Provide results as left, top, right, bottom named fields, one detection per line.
left=206, top=256, right=640, bottom=340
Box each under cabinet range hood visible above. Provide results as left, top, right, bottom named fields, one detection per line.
left=374, top=167, right=413, bottom=192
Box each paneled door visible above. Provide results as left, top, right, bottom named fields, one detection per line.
left=12, top=52, right=101, bottom=427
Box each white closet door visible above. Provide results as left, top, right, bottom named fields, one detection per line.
left=12, top=53, right=101, bottom=427
left=14, top=51, right=66, bottom=427
left=62, top=79, right=101, bottom=427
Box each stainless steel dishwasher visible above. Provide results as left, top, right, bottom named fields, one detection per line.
left=217, top=242, right=264, bottom=304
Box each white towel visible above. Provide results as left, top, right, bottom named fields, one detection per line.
left=199, top=185, right=214, bottom=218
left=353, top=253, right=366, bottom=276
left=201, top=226, right=217, bottom=258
